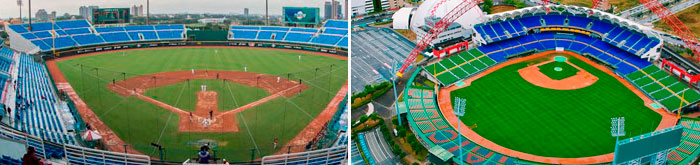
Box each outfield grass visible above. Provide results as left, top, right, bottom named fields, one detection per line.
left=55, top=47, right=347, bottom=161
left=538, top=61, right=578, bottom=80
left=145, top=79, right=270, bottom=111
left=451, top=54, right=661, bottom=158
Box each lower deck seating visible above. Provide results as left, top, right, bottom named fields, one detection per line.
left=625, top=66, right=700, bottom=110
left=668, top=119, right=700, bottom=164
left=424, top=49, right=497, bottom=85
left=404, top=86, right=518, bottom=164
left=231, top=30, right=258, bottom=39
left=14, top=54, right=75, bottom=145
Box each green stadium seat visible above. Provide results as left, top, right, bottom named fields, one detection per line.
left=471, top=60, right=488, bottom=70
left=651, top=89, right=673, bottom=100
left=625, top=70, right=646, bottom=80
left=641, top=83, right=663, bottom=93
left=480, top=57, right=497, bottom=66
left=661, top=96, right=683, bottom=110
left=650, top=71, right=670, bottom=80
left=659, top=77, right=681, bottom=87
left=633, top=77, right=655, bottom=86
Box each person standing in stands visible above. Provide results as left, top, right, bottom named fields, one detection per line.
left=22, top=146, right=42, bottom=165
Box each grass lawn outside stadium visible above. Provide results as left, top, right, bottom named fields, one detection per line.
left=450, top=53, right=662, bottom=158
left=53, top=47, right=348, bottom=161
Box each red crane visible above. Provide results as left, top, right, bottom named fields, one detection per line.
left=396, top=0, right=483, bottom=77
left=396, top=0, right=700, bottom=76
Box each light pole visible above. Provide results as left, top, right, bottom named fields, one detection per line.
left=453, top=97, right=466, bottom=164
left=611, top=117, right=625, bottom=165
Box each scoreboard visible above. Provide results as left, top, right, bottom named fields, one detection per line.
left=93, top=8, right=130, bottom=24
left=283, top=7, right=320, bottom=25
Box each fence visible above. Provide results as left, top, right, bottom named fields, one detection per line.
left=0, top=123, right=151, bottom=164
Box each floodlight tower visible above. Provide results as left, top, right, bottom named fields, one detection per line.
left=611, top=117, right=625, bottom=165
left=453, top=97, right=466, bottom=164
left=380, top=60, right=402, bottom=126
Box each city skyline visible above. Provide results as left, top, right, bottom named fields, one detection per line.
left=1, top=0, right=336, bottom=19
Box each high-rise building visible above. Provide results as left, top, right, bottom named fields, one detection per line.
left=35, top=9, right=49, bottom=21
left=324, top=1, right=332, bottom=19
left=79, top=6, right=99, bottom=21
left=344, top=0, right=348, bottom=19
left=51, top=11, right=57, bottom=20
left=325, top=1, right=343, bottom=19
left=244, top=8, right=249, bottom=24
left=132, top=5, right=144, bottom=16
left=335, top=1, right=343, bottom=19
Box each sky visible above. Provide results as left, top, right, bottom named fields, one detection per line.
left=0, top=0, right=339, bottom=18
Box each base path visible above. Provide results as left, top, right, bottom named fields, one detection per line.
left=436, top=50, right=678, bottom=164
left=276, top=82, right=348, bottom=154
left=105, top=70, right=306, bottom=133
left=518, top=59, right=598, bottom=90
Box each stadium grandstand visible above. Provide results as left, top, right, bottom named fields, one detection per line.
left=228, top=19, right=348, bottom=49
left=388, top=1, right=700, bottom=164
left=0, top=17, right=348, bottom=164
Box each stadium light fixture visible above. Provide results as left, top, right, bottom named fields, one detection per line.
left=453, top=97, right=466, bottom=164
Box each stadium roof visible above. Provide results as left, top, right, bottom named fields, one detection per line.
left=392, top=7, right=414, bottom=30
left=410, top=0, right=483, bottom=36
left=428, top=146, right=453, bottom=161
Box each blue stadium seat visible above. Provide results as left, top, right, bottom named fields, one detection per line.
left=290, top=28, right=318, bottom=33
left=284, top=32, right=313, bottom=42
left=125, top=25, right=155, bottom=31
left=568, top=16, right=592, bottom=29
left=9, top=25, right=29, bottom=33
left=72, top=34, right=104, bottom=45
left=311, top=34, right=343, bottom=45
left=231, top=26, right=260, bottom=30
left=590, top=20, right=614, bottom=34
left=155, top=25, right=184, bottom=30
left=337, top=37, right=348, bottom=48
left=324, top=20, right=348, bottom=29
left=519, top=16, right=542, bottom=28
left=324, top=28, right=348, bottom=35
left=95, top=27, right=126, bottom=33
left=31, top=40, right=52, bottom=51
left=100, top=32, right=132, bottom=43
left=128, top=31, right=159, bottom=40
left=64, top=28, right=91, bottom=35
left=231, top=30, right=258, bottom=39
left=21, top=33, right=38, bottom=40
left=541, top=15, right=566, bottom=26
left=24, top=22, right=59, bottom=32
left=156, top=30, right=184, bottom=39
left=257, top=31, right=287, bottom=40
left=41, top=37, right=77, bottom=49
left=33, top=31, right=54, bottom=39
left=55, top=20, right=90, bottom=29
left=604, top=27, right=624, bottom=42
left=260, top=26, right=290, bottom=31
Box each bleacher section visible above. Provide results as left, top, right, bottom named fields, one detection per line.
left=14, top=53, right=75, bottom=145
left=403, top=84, right=519, bottom=164
left=668, top=119, right=700, bottom=164
left=424, top=49, right=497, bottom=85
left=474, top=14, right=660, bottom=57
left=228, top=20, right=348, bottom=48
left=426, top=31, right=700, bottom=110
left=7, top=20, right=186, bottom=52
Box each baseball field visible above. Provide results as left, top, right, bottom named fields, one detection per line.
left=450, top=53, right=663, bottom=158
left=47, top=47, right=348, bottom=161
